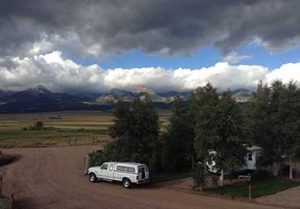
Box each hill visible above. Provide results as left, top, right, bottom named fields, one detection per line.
left=0, top=86, right=252, bottom=113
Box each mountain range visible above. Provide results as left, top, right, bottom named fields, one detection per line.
left=0, top=85, right=252, bottom=113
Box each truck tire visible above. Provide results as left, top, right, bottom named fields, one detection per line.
left=89, top=173, right=97, bottom=182
left=122, top=178, right=131, bottom=188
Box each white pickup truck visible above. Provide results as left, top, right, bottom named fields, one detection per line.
left=88, top=162, right=150, bottom=188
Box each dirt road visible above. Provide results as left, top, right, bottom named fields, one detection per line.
left=0, top=146, right=284, bottom=209
left=256, top=186, right=300, bottom=208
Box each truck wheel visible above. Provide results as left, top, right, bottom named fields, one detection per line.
left=122, top=178, right=131, bottom=188
left=89, top=173, right=97, bottom=182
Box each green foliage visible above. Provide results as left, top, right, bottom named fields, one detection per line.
left=152, top=170, right=193, bottom=183
left=191, top=83, right=247, bottom=173
left=26, top=121, right=44, bottom=131
left=161, top=96, right=194, bottom=171
left=247, top=81, right=300, bottom=173
left=193, top=162, right=207, bottom=191
left=205, top=178, right=300, bottom=198
left=102, top=96, right=161, bottom=170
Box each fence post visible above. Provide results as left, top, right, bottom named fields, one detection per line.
left=83, top=156, right=88, bottom=175
left=0, top=175, right=2, bottom=196
left=248, top=173, right=252, bottom=200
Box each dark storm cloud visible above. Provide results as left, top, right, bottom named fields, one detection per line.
left=0, top=0, right=300, bottom=57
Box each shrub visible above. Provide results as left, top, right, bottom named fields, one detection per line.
left=251, top=169, right=272, bottom=181
left=28, top=121, right=44, bottom=131
left=35, top=121, right=44, bottom=130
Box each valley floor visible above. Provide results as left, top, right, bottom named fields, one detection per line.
left=0, top=146, right=292, bottom=209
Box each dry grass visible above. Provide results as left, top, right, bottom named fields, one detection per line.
left=0, top=111, right=170, bottom=148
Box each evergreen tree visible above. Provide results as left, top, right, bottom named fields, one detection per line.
left=248, top=81, right=300, bottom=178
left=191, top=83, right=246, bottom=186
left=162, top=96, right=194, bottom=171
left=108, top=96, right=161, bottom=170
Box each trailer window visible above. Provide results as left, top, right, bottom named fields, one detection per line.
left=248, top=153, right=253, bottom=161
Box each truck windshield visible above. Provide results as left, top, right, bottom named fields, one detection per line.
left=101, top=164, right=108, bottom=170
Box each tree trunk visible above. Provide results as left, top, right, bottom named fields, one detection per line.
left=289, top=158, right=293, bottom=180
left=272, top=162, right=279, bottom=177
left=219, top=169, right=224, bottom=187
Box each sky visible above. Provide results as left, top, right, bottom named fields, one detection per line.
left=0, top=0, right=300, bottom=93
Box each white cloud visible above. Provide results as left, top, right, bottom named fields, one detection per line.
left=265, top=63, right=300, bottom=85
left=222, top=52, right=251, bottom=64
left=0, top=51, right=299, bottom=92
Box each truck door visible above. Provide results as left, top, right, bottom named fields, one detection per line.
left=99, top=163, right=109, bottom=179
left=107, top=163, right=114, bottom=180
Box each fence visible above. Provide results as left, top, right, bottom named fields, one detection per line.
left=0, top=195, right=14, bottom=209
left=0, top=176, right=15, bottom=209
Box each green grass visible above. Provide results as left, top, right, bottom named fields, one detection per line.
left=205, top=178, right=300, bottom=198
left=152, top=170, right=193, bottom=183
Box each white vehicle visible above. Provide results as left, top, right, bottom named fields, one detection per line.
left=88, top=162, right=150, bottom=188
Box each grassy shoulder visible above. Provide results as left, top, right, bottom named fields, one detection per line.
left=205, top=178, right=300, bottom=198
left=152, top=170, right=193, bottom=183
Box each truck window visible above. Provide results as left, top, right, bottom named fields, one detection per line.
left=109, top=164, right=113, bottom=171
left=116, top=166, right=135, bottom=173
left=116, top=166, right=124, bottom=171
left=127, top=167, right=135, bottom=173
left=101, top=163, right=108, bottom=170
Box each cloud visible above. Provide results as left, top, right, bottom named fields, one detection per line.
left=0, top=0, right=300, bottom=57
left=0, top=51, right=106, bottom=92
left=265, top=63, right=300, bottom=84
left=0, top=51, right=298, bottom=92
left=222, top=52, right=251, bottom=64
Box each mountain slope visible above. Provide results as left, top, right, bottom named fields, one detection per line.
left=96, top=86, right=172, bottom=103
left=0, top=86, right=93, bottom=113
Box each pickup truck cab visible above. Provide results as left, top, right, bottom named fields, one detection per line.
left=88, top=162, right=150, bottom=188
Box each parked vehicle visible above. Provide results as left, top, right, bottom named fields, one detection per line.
left=88, top=162, right=150, bottom=188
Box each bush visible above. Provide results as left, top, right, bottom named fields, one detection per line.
left=27, top=121, right=44, bottom=131
left=88, top=143, right=121, bottom=168
left=88, top=151, right=106, bottom=167
left=279, top=164, right=296, bottom=177
left=193, top=162, right=207, bottom=191
left=251, top=169, right=272, bottom=181
left=35, top=121, right=44, bottom=130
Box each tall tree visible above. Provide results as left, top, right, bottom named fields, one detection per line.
left=162, top=96, right=194, bottom=171
left=248, top=81, right=300, bottom=178
left=191, top=83, right=246, bottom=186
left=108, top=96, right=161, bottom=170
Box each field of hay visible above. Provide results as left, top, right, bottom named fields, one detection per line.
left=0, top=111, right=171, bottom=148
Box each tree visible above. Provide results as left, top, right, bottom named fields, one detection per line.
left=193, top=162, right=207, bottom=192
left=248, top=81, right=300, bottom=178
left=108, top=96, right=161, bottom=171
left=191, top=83, right=246, bottom=186
left=162, top=96, right=194, bottom=171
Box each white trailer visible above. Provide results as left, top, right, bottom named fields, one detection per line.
left=206, top=146, right=262, bottom=173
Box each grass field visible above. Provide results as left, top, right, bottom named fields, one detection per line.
left=0, top=111, right=171, bottom=148
left=205, top=178, right=300, bottom=199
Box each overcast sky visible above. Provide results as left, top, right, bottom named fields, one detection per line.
left=0, top=0, right=300, bottom=92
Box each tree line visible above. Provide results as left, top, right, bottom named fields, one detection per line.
left=90, top=80, right=300, bottom=189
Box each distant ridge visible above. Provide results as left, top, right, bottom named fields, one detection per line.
left=0, top=86, right=252, bottom=113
